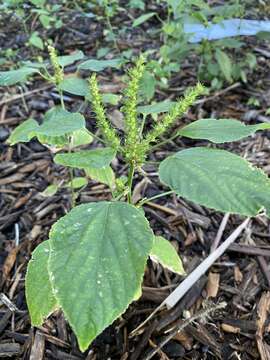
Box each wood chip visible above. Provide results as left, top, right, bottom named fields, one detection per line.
left=221, top=323, right=240, bottom=333
left=234, top=266, right=243, bottom=283
left=256, top=292, right=270, bottom=360
left=30, top=331, right=45, bottom=360
left=206, top=272, right=220, bottom=298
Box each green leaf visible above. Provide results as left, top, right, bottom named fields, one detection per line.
left=58, top=51, right=84, bottom=67
left=215, top=49, right=232, bottom=83
left=59, top=76, right=88, bottom=96
left=78, top=58, right=123, bottom=72
left=85, top=166, right=115, bottom=188
left=29, top=32, right=44, bottom=50
left=71, top=129, right=93, bottom=147
left=25, top=241, right=58, bottom=326
left=66, top=177, right=88, bottom=189
left=150, top=236, right=185, bottom=275
left=41, top=184, right=59, bottom=197
left=0, top=67, right=39, bottom=86
left=137, top=101, right=176, bottom=116
left=102, top=93, right=120, bottom=105
left=132, top=12, right=156, bottom=27
left=54, top=148, right=115, bottom=169
left=7, top=119, right=39, bottom=145
left=37, top=134, right=68, bottom=147
left=159, top=147, right=270, bottom=217
left=48, top=201, right=153, bottom=351
left=178, top=119, right=270, bottom=143
left=139, top=70, right=156, bottom=101
left=34, top=110, right=85, bottom=137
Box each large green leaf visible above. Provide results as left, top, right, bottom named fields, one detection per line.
left=150, top=236, right=185, bottom=275
left=54, top=148, right=115, bottom=169
left=178, top=119, right=270, bottom=143
left=0, top=67, right=39, bottom=86
left=7, top=118, right=39, bottom=145
left=25, top=241, right=58, bottom=326
left=34, top=110, right=85, bottom=137
left=58, top=51, right=84, bottom=67
left=78, top=58, right=123, bottom=71
left=159, top=147, right=270, bottom=217
left=48, top=201, right=153, bottom=351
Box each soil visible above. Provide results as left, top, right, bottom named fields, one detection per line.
left=1, top=2, right=270, bottom=359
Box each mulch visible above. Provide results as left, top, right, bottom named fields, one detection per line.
left=1, top=3, right=270, bottom=359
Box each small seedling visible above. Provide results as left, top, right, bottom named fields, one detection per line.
left=5, top=48, right=270, bottom=352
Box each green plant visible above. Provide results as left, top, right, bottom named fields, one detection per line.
left=5, top=50, right=270, bottom=352
left=132, top=0, right=257, bottom=95
left=0, top=0, right=64, bottom=53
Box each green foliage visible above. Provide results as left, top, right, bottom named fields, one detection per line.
left=142, top=83, right=205, bottom=148
left=25, top=241, right=58, bottom=326
left=7, top=119, right=39, bottom=145
left=85, top=166, right=115, bottom=188
left=78, top=58, right=123, bottom=71
left=178, top=119, right=270, bottom=143
left=54, top=148, right=116, bottom=169
left=151, top=236, right=185, bottom=274
left=6, top=56, right=270, bottom=352
left=0, top=67, right=39, bottom=86
left=159, top=147, right=270, bottom=217
left=89, top=74, right=120, bottom=149
left=122, top=56, right=145, bottom=162
left=48, top=202, right=153, bottom=351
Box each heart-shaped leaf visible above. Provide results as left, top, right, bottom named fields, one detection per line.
left=25, top=241, right=58, bottom=326
left=178, top=118, right=270, bottom=143
left=159, top=147, right=270, bottom=217
left=48, top=201, right=153, bottom=351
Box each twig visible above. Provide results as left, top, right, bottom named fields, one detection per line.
left=130, top=218, right=249, bottom=337
left=165, top=218, right=250, bottom=308
left=0, top=84, right=53, bottom=106
left=211, top=213, right=230, bottom=252
left=143, top=301, right=227, bottom=360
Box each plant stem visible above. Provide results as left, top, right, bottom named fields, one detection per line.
left=138, top=190, right=174, bottom=207
left=68, top=138, right=76, bottom=208
left=139, top=114, right=147, bottom=138
left=127, top=162, right=135, bottom=204
left=59, top=89, right=75, bottom=208
left=150, top=132, right=179, bottom=151
left=59, top=89, right=65, bottom=109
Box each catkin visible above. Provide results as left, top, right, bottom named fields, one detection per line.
left=89, top=74, right=120, bottom=149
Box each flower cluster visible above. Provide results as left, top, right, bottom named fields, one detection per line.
left=122, top=55, right=145, bottom=163
left=89, top=74, right=120, bottom=149
left=48, top=46, right=64, bottom=85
